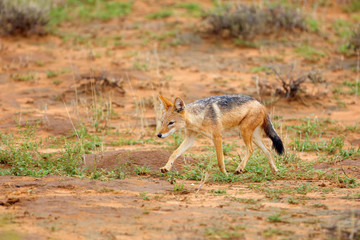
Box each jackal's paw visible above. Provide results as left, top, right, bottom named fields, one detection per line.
left=234, top=169, right=246, bottom=175
left=160, top=167, right=169, bottom=173
left=271, top=168, right=279, bottom=173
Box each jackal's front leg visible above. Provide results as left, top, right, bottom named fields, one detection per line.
left=160, top=132, right=195, bottom=173
left=213, top=133, right=227, bottom=174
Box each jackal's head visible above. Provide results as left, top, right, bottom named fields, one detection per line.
left=157, top=94, right=186, bottom=138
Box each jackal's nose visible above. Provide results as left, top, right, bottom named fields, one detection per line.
left=157, top=133, right=162, bottom=138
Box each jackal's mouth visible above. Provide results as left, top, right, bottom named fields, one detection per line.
left=157, top=129, right=175, bottom=138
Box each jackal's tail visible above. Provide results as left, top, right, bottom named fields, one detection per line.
left=262, top=115, right=284, bottom=155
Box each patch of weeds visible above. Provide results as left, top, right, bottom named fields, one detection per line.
left=210, top=189, right=227, bottom=195
left=96, top=188, right=114, bottom=193
left=344, top=0, right=360, bottom=13
left=52, top=79, right=62, bottom=85
left=11, top=73, right=36, bottom=82
left=250, top=66, right=271, bottom=73
left=212, top=171, right=241, bottom=183
left=166, top=171, right=183, bottom=184
left=139, top=192, right=150, bottom=201
left=133, top=60, right=149, bottom=71
left=339, top=193, right=360, bottom=200
left=293, top=135, right=345, bottom=154
left=134, top=166, right=150, bottom=176
left=73, top=125, right=103, bottom=153
left=174, top=2, right=203, bottom=17
left=335, top=146, right=360, bottom=161
left=265, top=188, right=295, bottom=200
left=348, top=24, right=360, bottom=51
left=107, top=167, right=128, bottom=180
left=173, top=183, right=185, bottom=192
left=296, top=183, right=314, bottom=195
left=0, top=126, right=85, bottom=177
left=205, top=3, right=306, bottom=40
left=338, top=176, right=358, bottom=188
left=35, top=61, right=45, bottom=67
left=204, top=226, right=244, bottom=239
left=222, top=142, right=236, bottom=156
left=306, top=18, right=320, bottom=33
left=337, top=43, right=352, bottom=55
left=49, top=0, right=133, bottom=27
left=312, top=203, right=328, bottom=209
left=46, top=69, right=70, bottom=78
left=333, top=19, right=352, bottom=38
left=147, top=9, right=173, bottom=19
left=110, top=138, right=157, bottom=146
left=0, top=0, right=50, bottom=35
left=148, top=30, right=177, bottom=41
left=267, top=212, right=282, bottom=223
left=287, top=117, right=330, bottom=136
left=287, top=196, right=299, bottom=205
left=292, top=133, right=320, bottom=152
left=229, top=197, right=260, bottom=204
left=264, top=228, right=294, bottom=237
left=295, top=44, right=325, bottom=62
left=343, top=80, right=360, bottom=96
left=245, top=204, right=263, bottom=211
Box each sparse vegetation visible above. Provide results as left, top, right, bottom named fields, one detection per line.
left=147, top=9, right=173, bottom=19
left=295, top=44, right=325, bottom=62
left=49, top=0, right=133, bottom=27
left=348, top=24, right=360, bottom=51
left=267, top=212, right=283, bottom=223
left=205, top=3, right=306, bottom=39
left=258, top=65, right=325, bottom=100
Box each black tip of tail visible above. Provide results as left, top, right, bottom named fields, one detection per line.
left=270, top=135, right=284, bottom=155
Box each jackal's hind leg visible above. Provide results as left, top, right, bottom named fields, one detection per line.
left=235, top=126, right=254, bottom=174
left=252, top=127, right=278, bottom=172
left=213, top=133, right=227, bottom=174
left=160, top=132, right=195, bottom=173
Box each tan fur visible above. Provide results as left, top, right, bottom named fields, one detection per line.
left=157, top=94, right=279, bottom=174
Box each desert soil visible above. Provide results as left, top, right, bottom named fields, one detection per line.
left=0, top=0, right=359, bottom=239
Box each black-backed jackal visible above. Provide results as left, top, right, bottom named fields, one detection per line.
left=157, top=94, right=284, bottom=174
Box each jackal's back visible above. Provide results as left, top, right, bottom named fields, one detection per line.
left=188, top=94, right=255, bottom=112
left=186, top=94, right=261, bottom=128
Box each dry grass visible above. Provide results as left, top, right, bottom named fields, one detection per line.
left=0, top=0, right=50, bottom=35
left=349, top=24, right=360, bottom=51
left=204, top=3, right=306, bottom=39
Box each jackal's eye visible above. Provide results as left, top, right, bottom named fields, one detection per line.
left=168, top=121, right=175, bottom=126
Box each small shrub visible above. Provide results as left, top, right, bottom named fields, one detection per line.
left=147, top=9, right=173, bottom=19
left=348, top=24, right=360, bottom=52
left=204, top=3, right=306, bottom=39
left=134, top=166, right=150, bottom=176
left=0, top=0, right=50, bottom=35
left=210, top=189, right=227, bottom=195
left=258, top=65, right=325, bottom=100
left=344, top=0, right=360, bottom=12
left=173, top=183, right=185, bottom=192
left=267, top=213, right=282, bottom=223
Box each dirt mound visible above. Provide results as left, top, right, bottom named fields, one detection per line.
left=83, top=150, right=196, bottom=173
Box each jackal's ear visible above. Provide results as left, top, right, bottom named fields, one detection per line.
left=174, top=97, right=185, bottom=113
left=158, top=94, right=173, bottom=110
